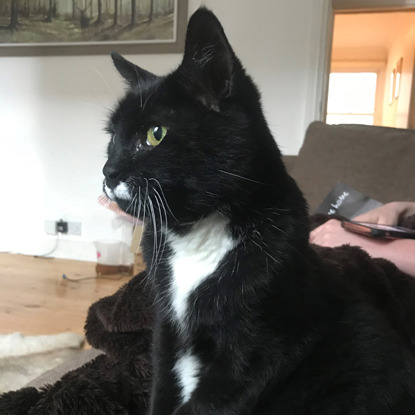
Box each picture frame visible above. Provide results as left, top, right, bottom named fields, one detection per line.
left=0, top=0, right=188, bottom=57
left=395, top=57, right=403, bottom=99
left=389, top=68, right=395, bottom=106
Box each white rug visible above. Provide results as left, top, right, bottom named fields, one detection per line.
left=0, top=332, right=85, bottom=393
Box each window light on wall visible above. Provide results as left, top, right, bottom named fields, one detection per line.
left=326, top=72, right=377, bottom=125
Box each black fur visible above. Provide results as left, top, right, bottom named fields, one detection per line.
left=101, top=8, right=415, bottom=415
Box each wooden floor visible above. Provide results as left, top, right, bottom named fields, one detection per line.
left=0, top=253, right=145, bottom=337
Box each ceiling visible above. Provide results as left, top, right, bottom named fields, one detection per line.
left=333, top=11, right=415, bottom=50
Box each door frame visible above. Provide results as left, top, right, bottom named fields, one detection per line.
left=333, top=0, right=415, bottom=13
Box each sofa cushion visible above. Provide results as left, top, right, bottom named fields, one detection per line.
left=282, top=155, right=297, bottom=174
left=290, top=121, right=415, bottom=213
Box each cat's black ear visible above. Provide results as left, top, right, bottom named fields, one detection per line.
left=111, top=52, right=156, bottom=87
left=179, top=8, right=236, bottom=111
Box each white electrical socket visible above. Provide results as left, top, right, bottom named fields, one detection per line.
left=45, top=220, right=82, bottom=236
left=45, top=220, right=57, bottom=235
left=67, top=221, right=82, bottom=236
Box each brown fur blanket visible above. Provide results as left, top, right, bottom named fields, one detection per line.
left=1, top=216, right=415, bottom=414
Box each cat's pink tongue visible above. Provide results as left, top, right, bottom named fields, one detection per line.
left=98, top=195, right=142, bottom=225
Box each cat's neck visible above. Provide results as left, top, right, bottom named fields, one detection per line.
left=143, top=191, right=309, bottom=277
left=142, top=203, right=309, bottom=332
left=165, top=212, right=237, bottom=323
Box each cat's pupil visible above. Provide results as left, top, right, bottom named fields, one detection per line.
left=153, top=127, right=162, bottom=141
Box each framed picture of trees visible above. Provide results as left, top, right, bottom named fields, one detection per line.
left=0, top=0, right=188, bottom=56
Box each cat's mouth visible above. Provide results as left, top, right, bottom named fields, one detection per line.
left=98, top=194, right=140, bottom=224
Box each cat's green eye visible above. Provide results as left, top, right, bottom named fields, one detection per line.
left=146, top=126, right=167, bottom=147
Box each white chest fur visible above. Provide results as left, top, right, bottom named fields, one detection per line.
left=167, top=213, right=236, bottom=323
left=174, top=352, right=202, bottom=403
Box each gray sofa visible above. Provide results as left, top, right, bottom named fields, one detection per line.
left=28, top=121, right=415, bottom=389
left=284, top=121, right=415, bottom=213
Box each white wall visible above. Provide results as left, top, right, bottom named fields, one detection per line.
left=0, top=0, right=329, bottom=261
left=382, top=24, right=415, bottom=128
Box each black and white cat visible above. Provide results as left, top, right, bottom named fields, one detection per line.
left=103, top=8, right=415, bottom=415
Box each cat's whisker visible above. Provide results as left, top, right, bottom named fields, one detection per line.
left=91, top=66, right=117, bottom=100
left=153, top=190, right=168, bottom=265
left=141, top=184, right=149, bottom=271
left=154, top=189, right=168, bottom=234
left=148, top=196, right=159, bottom=277
left=152, top=195, right=163, bottom=273
left=135, top=186, right=142, bottom=223
left=125, top=193, right=137, bottom=216
left=156, top=195, right=167, bottom=275
left=143, top=91, right=155, bottom=110
left=74, top=100, right=109, bottom=112
left=219, top=169, right=266, bottom=185
left=153, top=188, right=170, bottom=234
left=137, top=79, right=143, bottom=108
left=144, top=180, right=161, bottom=279
left=149, top=178, right=178, bottom=221
left=134, top=194, right=143, bottom=229
left=132, top=197, right=138, bottom=226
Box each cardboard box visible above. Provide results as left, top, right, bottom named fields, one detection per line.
left=131, top=224, right=145, bottom=275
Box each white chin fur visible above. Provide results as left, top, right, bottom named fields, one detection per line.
left=114, top=182, right=131, bottom=201
left=105, top=184, right=115, bottom=201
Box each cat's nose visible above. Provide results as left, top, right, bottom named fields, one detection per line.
left=103, top=162, right=120, bottom=185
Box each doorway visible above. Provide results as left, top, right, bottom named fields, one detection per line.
left=323, top=2, right=415, bottom=129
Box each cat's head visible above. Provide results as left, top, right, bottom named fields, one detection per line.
left=103, top=8, right=292, bottom=226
